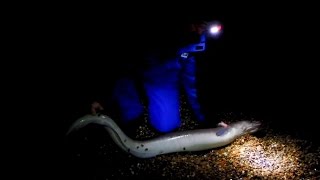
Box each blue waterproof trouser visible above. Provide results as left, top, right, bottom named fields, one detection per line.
left=112, top=56, right=204, bottom=133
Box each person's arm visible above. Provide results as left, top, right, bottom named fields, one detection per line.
left=91, top=101, right=104, bottom=115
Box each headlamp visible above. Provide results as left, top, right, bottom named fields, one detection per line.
left=179, top=20, right=223, bottom=58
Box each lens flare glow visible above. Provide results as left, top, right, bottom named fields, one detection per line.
left=209, top=25, right=222, bottom=34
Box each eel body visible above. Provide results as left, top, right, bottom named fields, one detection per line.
left=67, top=114, right=260, bottom=158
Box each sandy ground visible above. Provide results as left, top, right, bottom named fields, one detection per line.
left=64, top=97, right=319, bottom=180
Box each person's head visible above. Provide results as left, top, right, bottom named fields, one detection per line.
left=175, top=19, right=209, bottom=57
left=189, top=20, right=208, bottom=36
left=178, top=19, right=208, bottom=47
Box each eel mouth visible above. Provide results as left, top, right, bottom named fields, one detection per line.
left=246, top=121, right=262, bottom=133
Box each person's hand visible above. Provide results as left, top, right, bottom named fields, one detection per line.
left=217, top=121, right=228, bottom=128
left=91, top=101, right=104, bottom=115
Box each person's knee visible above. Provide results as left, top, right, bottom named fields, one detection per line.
left=149, top=112, right=181, bottom=133
left=151, top=121, right=180, bottom=133
left=119, top=105, right=144, bottom=123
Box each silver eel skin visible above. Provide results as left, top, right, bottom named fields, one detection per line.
left=67, top=114, right=261, bottom=158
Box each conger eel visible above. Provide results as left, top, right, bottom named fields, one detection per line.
left=66, top=114, right=261, bottom=158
